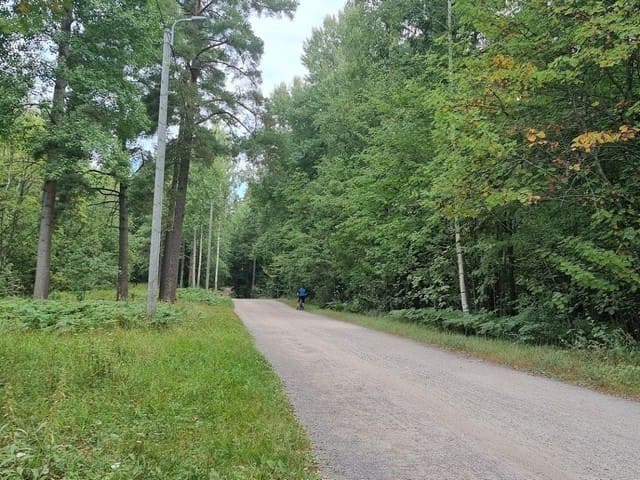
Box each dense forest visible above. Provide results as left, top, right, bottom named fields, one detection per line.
left=1, top=0, right=639, bottom=347
left=0, top=0, right=296, bottom=302
left=3, top=1, right=638, bottom=476
left=229, top=0, right=640, bottom=346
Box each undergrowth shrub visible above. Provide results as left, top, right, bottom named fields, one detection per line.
left=178, top=288, right=233, bottom=308
left=0, top=263, right=24, bottom=297
left=0, top=299, right=179, bottom=332
left=387, top=308, right=639, bottom=350
left=562, top=317, right=637, bottom=350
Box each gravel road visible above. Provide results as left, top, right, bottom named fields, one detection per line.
left=234, top=299, right=640, bottom=480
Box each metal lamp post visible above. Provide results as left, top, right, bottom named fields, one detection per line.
left=147, top=16, right=208, bottom=316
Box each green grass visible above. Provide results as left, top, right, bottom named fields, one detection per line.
left=291, top=301, right=640, bottom=401
left=1, top=291, right=319, bottom=479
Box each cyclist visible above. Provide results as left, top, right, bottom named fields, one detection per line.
left=296, top=287, right=307, bottom=310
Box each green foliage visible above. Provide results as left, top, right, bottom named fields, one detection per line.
left=0, top=297, right=318, bottom=479
left=0, top=299, right=178, bottom=331
left=0, top=264, right=24, bottom=297
left=0, top=0, right=166, bottom=300
left=177, top=288, right=233, bottom=308
left=182, top=157, right=234, bottom=289
left=388, top=306, right=638, bottom=350
left=387, top=308, right=546, bottom=344
left=53, top=247, right=118, bottom=301
left=0, top=114, right=45, bottom=292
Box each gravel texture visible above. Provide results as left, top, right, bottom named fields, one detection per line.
left=234, top=299, right=640, bottom=480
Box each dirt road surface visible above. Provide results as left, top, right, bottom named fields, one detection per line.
left=234, top=299, right=640, bottom=480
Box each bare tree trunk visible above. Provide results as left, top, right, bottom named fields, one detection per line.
left=158, top=0, right=209, bottom=301
left=189, top=228, right=196, bottom=288
left=0, top=153, right=7, bottom=266
left=33, top=180, right=56, bottom=299
left=214, top=219, right=221, bottom=291
left=179, top=243, right=185, bottom=289
left=190, top=227, right=196, bottom=288
left=159, top=130, right=193, bottom=302
left=251, top=257, right=256, bottom=297
left=205, top=199, right=213, bottom=290
left=455, top=219, right=470, bottom=314
left=446, top=0, right=469, bottom=315
left=117, top=182, right=129, bottom=301
left=197, top=226, right=203, bottom=288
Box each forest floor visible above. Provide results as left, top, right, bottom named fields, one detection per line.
left=236, top=299, right=640, bottom=480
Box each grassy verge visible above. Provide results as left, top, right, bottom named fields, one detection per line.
left=1, top=290, right=319, bottom=479
left=289, top=301, right=640, bottom=401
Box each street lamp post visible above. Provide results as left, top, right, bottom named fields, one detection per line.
left=147, top=16, right=208, bottom=316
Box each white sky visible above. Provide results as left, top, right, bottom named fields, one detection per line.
left=251, top=0, right=347, bottom=95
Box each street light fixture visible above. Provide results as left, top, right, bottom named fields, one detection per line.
left=147, top=16, right=208, bottom=316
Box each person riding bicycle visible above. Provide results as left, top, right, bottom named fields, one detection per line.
left=296, top=287, right=307, bottom=309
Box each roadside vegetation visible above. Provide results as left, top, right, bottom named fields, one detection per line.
left=291, top=301, right=640, bottom=401
left=1, top=289, right=319, bottom=480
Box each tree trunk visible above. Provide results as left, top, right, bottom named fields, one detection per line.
left=447, top=0, right=469, bottom=315
left=190, top=227, right=196, bottom=288
left=117, top=182, right=129, bottom=301
left=455, top=219, right=470, bottom=314
left=159, top=135, right=193, bottom=301
left=33, top=180, right=56, bottom=299
left=197, top=226, right=203, bottom=288
left=206, top=199, right=213, bottom=290
left=214, top=219, right=221, bottom=291
left=251, top=256, right=256, bottom=297
left=33, top=6, right=71, bottom=300
left=179, top=243, right=185, bottom=289
left=158, top=2, right=206, bottom=301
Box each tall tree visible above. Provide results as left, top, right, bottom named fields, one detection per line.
left=4, top=0, right=161, bottom=299
left=158, top=0, right=297, bottom=302
left=0, top=114, right=44, bottom=295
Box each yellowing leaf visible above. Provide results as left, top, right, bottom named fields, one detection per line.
left=524, top=193, right=541, bottom=205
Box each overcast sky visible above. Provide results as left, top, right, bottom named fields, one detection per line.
left=251, top=0, right=347, bottom=95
